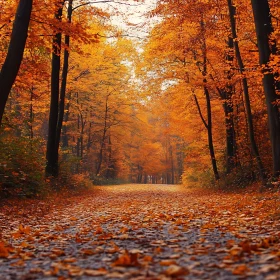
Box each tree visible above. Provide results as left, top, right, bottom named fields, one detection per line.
left=46, top=0, right=101, bottom=177
left=227, top=0, right=266, bottom=181
left=0, top=0, right=33, bottom=125
left=46, top=1, right=65, bottom=177
left=251, top=0, right=280, bottom=177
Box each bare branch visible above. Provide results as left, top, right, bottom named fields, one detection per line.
left=72, top=0, right=141, bottom=12
left=193, top=92, right=208, bottom=129
left=96, top=32, right=146, bottom=40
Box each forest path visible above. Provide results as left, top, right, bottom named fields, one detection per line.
left=0, top=184, right=280, bottom=279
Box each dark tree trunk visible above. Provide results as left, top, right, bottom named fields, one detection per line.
left=96, top=94, right=110, bottom=176
left=105, top=136, right=115, bottom=179
left=137, top=167, right=142, bottom=183
left=224, top=37, right=237, bottom=173
left=223, top=94, right=236, bottom=173
left=56, top=0, right=73, bottom=155
left=169, top=145, right=174, bottom=184
left=200, top=17, right=220, bottom=180
left=29, top=87, right=34, bottom=139
left=205, top=87, right=220, bottom=180
left=251, top=0, right=280, bottom=176
left=62, top=92, right=71, bottom=148
left=80, top=115, right=85, bottom=160
left=144, top=175, right=148, bottom=184
left=0, top=0, right=33, bottom=125
left=228, top=0, right=266, bottom=181
left=46, top=1, right=64, bottom=177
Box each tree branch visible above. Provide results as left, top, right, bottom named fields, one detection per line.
left=193, top=92, right=208, bottom=129
left=72, top=0, right=141, bottom=12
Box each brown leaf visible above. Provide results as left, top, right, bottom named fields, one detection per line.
left=19, top=224, right=31, bottom=235
left=113, top=250, right=140, bottom=267
left=164, top=265, right=189, bottom=277
left=0, top=242, right=9, bottom=258
left=80, top=248, right=95, bottom=256
left=232, top=264, right=249, bottom=275
left=160, top=259, right=177, bottom=266
left=95, top=227, right=103, bottom=234
left=52, top=248, right=65, bottom=257
left=84, top=268, right=107, bottom=276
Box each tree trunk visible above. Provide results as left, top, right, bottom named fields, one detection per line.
left=80, top=116, right=85, bottom=160
left=169, top=144, right=174, bottom=184
left=62, top=92, right=71, bottom=148
left=29, top=86, right=34, bottom=139
left=223, top=94, right=236, bottom=173
left=205, top=87, right=220, bottom=180
left=0, top=0, right=33, bottom=125
left=251, top=0, right=280, bottom=177
left=224, top=37, right=237, bottom=173
left=96, top=94, right=110, bottom=176
left=200, top=17, right=220, bottom=180
left=56, top=0, right=73, bottom=156
left=144, top=175, right=148, bottom=184
left=46, top=1, right=64, bottom=177
left=227, top=0, right=266, bottom=181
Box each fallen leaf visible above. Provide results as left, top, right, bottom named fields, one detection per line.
left=0, top=242, right=9, bottom=258
left=160, top=259, right=177, bottom=266
left=84, top=268, right=107, bottom=276
left=164, top=265, right=189, bottom=277
left=232, top=264, right=249, bottom=275
left=113, top=250, right=140, bottom=267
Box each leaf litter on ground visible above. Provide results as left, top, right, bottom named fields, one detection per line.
left=0, top=184, right=280, bottom=279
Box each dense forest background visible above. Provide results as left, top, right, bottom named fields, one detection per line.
left=0, top=0, right=279, bottom=197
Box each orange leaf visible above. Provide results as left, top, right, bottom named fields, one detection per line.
left=84, top=268, right=107, bottom=276
left=19, top=224, right=31, bottom=234
left=164, top=265, right=189, bottom=277
left=232, top=264, right=249, bottom=275
left=113, top=250, right=140, bottom=267
left=0, top=242, right=9, bottom=258
left=160, top=259, right=177, bottom=266
left=80, top=248, right=95, bottom=255
left=95, top=227, right=103, bottom=234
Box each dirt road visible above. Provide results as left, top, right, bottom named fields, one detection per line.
left=0, top=184, right=280, bottom=279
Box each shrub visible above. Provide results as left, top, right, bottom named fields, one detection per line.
left=0, top=135, right=46, bottom=197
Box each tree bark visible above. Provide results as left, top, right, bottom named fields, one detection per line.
left=251, top=0, right=280, bottom=177
left=46, top=2, right=64, bottom=177
left=223, top=93, right=236, bottom=173
left=227, top=0, right=266, bottom=181
left=29, top=86, right=34, bottom=139
left=96, top=94, right=110, bottom=176
left=0, top=0, right=33, bottom=125
left=62, top=92, right=71, bottom=148
left=170, top=145, right=174, bottom=184
left=224, top=37, right=237, bottom=173
left=56, top=0, right=73, bottom=156
left=200, top=17, right=220, bottom=180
